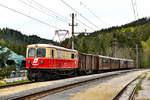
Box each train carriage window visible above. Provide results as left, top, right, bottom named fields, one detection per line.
left=115, top=60, right=119, bottom=64
left=120, top=60, right=124, bottom=66
left=128, top=61, right=133, bottom=66
left=28, top=48, right=36, bottom=57
left=37, top=48, right=46, bottom=57
left=100, top=58, right=102, bottom=64
left=71, top=53, right=74, bottom=59
left=103, top=58, right=109, bottom=64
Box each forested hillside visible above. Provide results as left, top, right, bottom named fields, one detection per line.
left=0, top=28, right=54, bottom=56
left=74, top=18, right=150, bottom=54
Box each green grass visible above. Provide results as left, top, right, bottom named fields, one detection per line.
left=135, top=83, right=143, bottom=96
left=0, top=79, right=30, bottom=86
left=148, top=77, right=150, bottom=81
left=137, top=84, right=143, bottom=90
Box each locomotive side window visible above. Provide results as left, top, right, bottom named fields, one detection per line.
left=37, top=48, right=46, bottom=57
left=71, top=53, right=74, bottom=59
left=28, top=48, right=36, bottom=57
left=51, top=50, right=54, bottom=58
left=58, top=51, right=62, bottom=58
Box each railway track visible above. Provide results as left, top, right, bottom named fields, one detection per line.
left=0, top=81, right=35, bottom=89
left=112, top=72, right=146, bottom=100
left=10, top=70, right=137, bottom=100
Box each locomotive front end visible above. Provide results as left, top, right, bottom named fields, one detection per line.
left=26, top=46, right=50, bottom=69
left=26, top=44, right=51, bottom=81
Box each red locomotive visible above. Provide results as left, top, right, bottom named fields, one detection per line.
left=26, top=44, right=134, bottom=81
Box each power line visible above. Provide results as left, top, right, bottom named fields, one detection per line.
left=19, top=0, right=95, bottom=32
left=80, top=1, right=108, bottom=26
left=131, top=0, right=139, bottom=19
left=27, top=0, right=95, bottom=31
left=131, top=0, right=137, bottom=19
left=60, top=0, right=100, bottom=30
left=27, top=0, right=87, bottom=32
left=134, top=0, right=139, bottom=18
left=0, top=3, right=59, bottom=29
left=29, top=0, right=70, bottom=23
left=19, top=0, right=68, bottom=24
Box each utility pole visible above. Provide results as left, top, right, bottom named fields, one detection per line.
left=112, top=33, right=117, bottom=57
left=69, top=13, right=78, bottom=49
left=136, top=44, right=138, bottom=69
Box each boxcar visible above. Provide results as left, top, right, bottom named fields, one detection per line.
left=78, top=53, right=99, bottom=73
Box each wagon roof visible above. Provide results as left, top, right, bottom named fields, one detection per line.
left=99, top=55, right=133, bottom=61
left=27, top=44, right=77, bottom=52
left=80, top=53, right=98, bottom=56
left=99, top=55, right=112, bottom=59
left=110, top=57, right=133, bottom=61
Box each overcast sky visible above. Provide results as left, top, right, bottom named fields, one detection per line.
left=0, top=0, right=149, bottom=41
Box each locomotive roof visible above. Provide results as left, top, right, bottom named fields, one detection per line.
left=27, top=44, right=77, bottom=52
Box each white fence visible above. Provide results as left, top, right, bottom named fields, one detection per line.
left=5, top=70, right=27, bottom=83
left=5, top=77, right=27, bottom=83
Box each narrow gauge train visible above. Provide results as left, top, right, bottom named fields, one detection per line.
left=26, top=44, right=134, bottom=81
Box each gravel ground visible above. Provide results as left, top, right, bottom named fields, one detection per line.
left=39, top=70, right=148, bottom=100
left=135, top=71, right=150, bottom=100
left=38, top=74, right=121, bottom=100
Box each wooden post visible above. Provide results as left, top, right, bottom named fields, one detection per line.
left=69, top=13, right=78, bottom=49
left=136, top=44, right=138, bottom=68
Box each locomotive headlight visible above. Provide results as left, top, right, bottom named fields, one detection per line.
left=40, top=60, right=44, bottom=64
left=28, top=60, right=31, bottom=64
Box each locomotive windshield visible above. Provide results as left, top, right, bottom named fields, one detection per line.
left=28, top=48, right=36, bottom=57
left=37, top=48, right=46, bottom=57
left=28, top=48, right=46, bottom=57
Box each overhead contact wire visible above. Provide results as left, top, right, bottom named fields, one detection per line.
left=0, top=3, right=59, bottom=29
